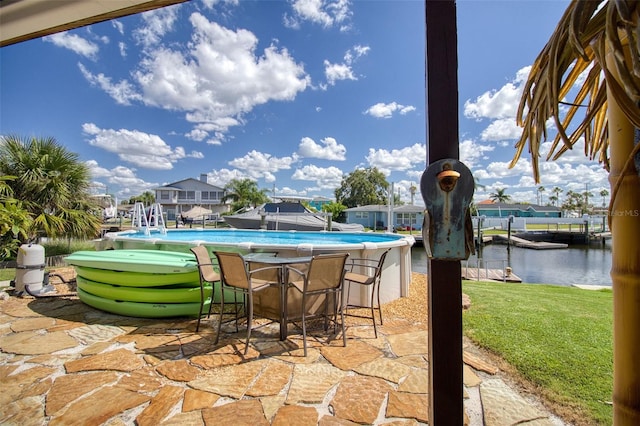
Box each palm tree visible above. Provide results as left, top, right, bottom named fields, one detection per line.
left=512, top=2, right=639, bottom=422
left=222, top=178, right=269, bottom=212
left=0, top=135, right=101, bottom=244
left=537, top=186, right=546, bottom=205
left=551, top=186, right=563, bottom=207
left=0, top=175, right=32, bottom=258
left=600, top=189, right=610, bottom=207
left=488, top=188, right=511, bottom=203
left=129, top=191, right=155, bottom=206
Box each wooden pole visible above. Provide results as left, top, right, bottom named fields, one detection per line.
left=425, top=0, right=463, bottom=424
left=606, top=41, right=640, bottom=424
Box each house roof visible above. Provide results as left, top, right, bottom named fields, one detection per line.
left=393, top=204, right=424, bottom=213
left=156, top=178, right=224, bottom=191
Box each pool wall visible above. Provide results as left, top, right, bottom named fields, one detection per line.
left=100, top=229, right=415, bottom=306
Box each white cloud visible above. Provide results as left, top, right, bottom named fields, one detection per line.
left=43, top=32, right=99, bottom=59
left=118, top=42, right=127, bottom=57
left=366, top=143, right=426, bottom=175
left=82, top=123, right=202, bottom=170
left=462, top=66, right=532, bottom=180
left=276, top=186, right=309, bottom=197
left=291, top=164, right=344, bottom=189
left=202, top=0, right=239, bottom=9
left=112, top=20, right=124, bottom=35
left=81, top=14, right=310, bottom=142
left=298, top=137, right=346, bottom=160
left=186, top=128, right=209, bottom=142
left=460, top=139, right=494, bottom=168
left=324, top=45, right=369, bottom=86
left=324, top=61, right=356, bottom=85
left=464, top=66, right=529, bottom=121
left=86, top=160, right=159, bottom=197
left=480, top=118, right=523, bottom=141
left=133, top=5, right=180, bottom=48
left=284, top=0, right=352, bottom=30
left=78, top=63, right=141, bottom=105
left=473, top=158, right=532, bottom=181
left=228, top=150, right=297, bottom=182
left=364, top=102, right=416, bottom=119
left=540, top=139, right=595, bottom=164
left=85, top=160, right=111, bottom=178
left=205, top=168, right=247, bottom=187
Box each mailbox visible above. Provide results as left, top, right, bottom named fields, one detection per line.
left=420, top=159, right=475, bottom=260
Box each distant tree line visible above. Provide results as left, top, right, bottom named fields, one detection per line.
left=485, top=185, right=610, bottom=216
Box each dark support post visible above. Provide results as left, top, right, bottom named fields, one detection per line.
left=425, top=1, right=463, bottom=424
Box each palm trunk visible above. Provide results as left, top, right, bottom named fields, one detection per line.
left=607, top=44, right=640, bottom=424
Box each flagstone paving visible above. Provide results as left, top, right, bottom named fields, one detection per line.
left=0, top=276, right=566, bottom=425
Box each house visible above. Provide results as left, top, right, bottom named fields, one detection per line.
left=394, top=205, right=425, bottom=230
left=345, top=204, right=424, bottom=231
left=476, top=201, right=562, bottom=218
left=155, top=174, right=229, bottom=221
left=308, top=196, right=333, bottom=211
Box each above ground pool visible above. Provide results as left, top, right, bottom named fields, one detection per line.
left=101, top=228, right=415, bottom=306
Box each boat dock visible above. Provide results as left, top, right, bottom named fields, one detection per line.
left=493, top=234, right=568, bottom=249
left=461, top=264, right=522, bottom=283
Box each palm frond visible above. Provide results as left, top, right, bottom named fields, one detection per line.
left=514, top=0, right=640, bottom=182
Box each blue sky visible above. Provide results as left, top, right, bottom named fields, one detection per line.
left=0, top=0, right=610, bottom=207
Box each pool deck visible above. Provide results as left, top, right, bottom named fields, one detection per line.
left=1, top=270, right=565, bottom=425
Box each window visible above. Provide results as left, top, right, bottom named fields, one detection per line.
left=355, top=212, right=369, bottom=219
left=159, top=190, right=171, bottom=200
left=398, top=213, right=417, bottom=225
left=178, top=191, right=196, bottom=201
left=201, top=191, right=221, bottom=201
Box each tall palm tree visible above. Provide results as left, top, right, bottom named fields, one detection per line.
left=513, top=1, right=639, bottom=422
left=551, top=186, right=563, bottom=207
left=600, top=188, right=610, bottom=207
left=0, top=135, right=101, bottom=242
left=537, top=185, right=546, bottom=205
left=488, top=188, right=511, bottom=203
left=222, top=178, right=269, bottom=211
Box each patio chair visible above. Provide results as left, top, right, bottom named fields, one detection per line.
left=213, top=251, right=280, bottom=354
left=343, top=249, right=390, bottom=338
left=190, top=246, right=222, bottom=332
left=286, top=253, right=349, bottom=356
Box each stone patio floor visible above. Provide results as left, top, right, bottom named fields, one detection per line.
left=0, top=272, right=566, bottom=426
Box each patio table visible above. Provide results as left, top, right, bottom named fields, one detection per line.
left=243, top=253, right=312, bottom=340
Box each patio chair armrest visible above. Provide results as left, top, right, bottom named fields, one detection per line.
left=248, top=265, right=282, bottom=276
left=347, top=258, right=379, bottom=271
left=285, top=265, right=307, bottom=281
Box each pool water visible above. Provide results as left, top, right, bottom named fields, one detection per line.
left=113, top=229, right=409, bottom=246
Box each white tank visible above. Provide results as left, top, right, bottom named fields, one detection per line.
left=14, top=243, right=46, bottom=293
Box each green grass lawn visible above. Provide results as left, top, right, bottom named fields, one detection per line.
left=0, top=268, right=14, bottom=281
left=463, top=280, right=613, bottom=424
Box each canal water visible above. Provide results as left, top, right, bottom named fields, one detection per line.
left=411, top=241, right=613, bottom=287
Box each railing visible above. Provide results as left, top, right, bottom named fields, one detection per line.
left=462, top=258, right=510, bottom=282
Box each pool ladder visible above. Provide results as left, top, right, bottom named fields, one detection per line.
left=132, top=202, right=167, bottom=235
